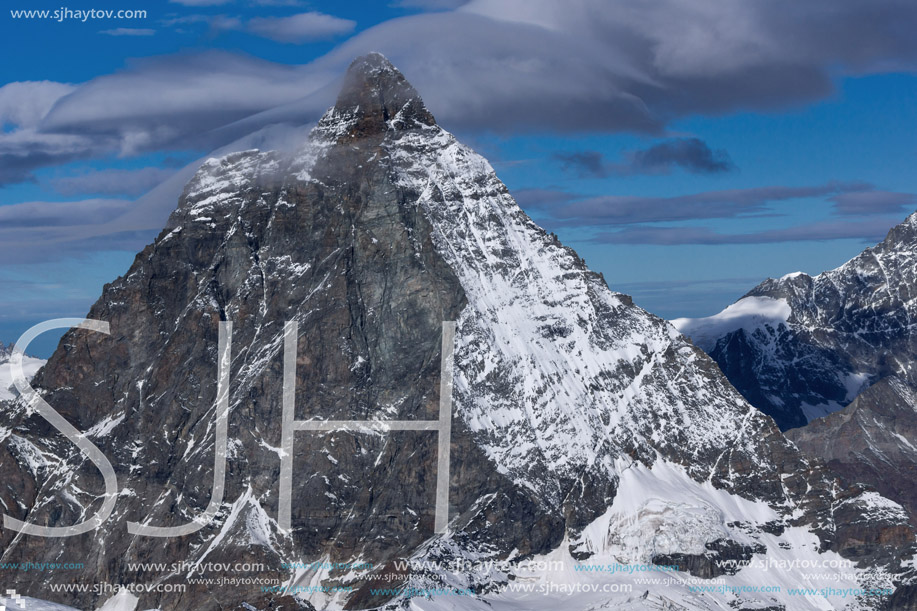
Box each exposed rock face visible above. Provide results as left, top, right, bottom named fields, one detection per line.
left=787, top=376, right=917, bottom=526
left=674, top=213, right=917, bottom=432
left=652, top=539, right=767, bottom=579
left=0, top=54, right=914, bottom=611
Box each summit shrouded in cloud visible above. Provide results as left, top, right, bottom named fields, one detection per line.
left=1, top=52, right=913, bottom=611
left=6, top=0, right=917, bottom=177
left=0, top=0, right=917, bottom=340
left=2, top=0, right=917, bottom=340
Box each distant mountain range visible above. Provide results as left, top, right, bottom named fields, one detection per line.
left=675, top=211, right=917, bottom=536
left=674, top=212, right=917, bottom=432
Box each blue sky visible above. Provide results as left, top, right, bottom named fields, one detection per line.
left=2, top=0, right=916, bottom=356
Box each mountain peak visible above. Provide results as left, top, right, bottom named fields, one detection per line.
left=880, top=209, right=917, bottom=252
left=318, top=52, right=436, bottom=141
left=346, top=51, right=399, bottom=81
left=6, top=53, right=915, bottom=611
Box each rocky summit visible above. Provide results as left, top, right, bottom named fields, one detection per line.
left=1, top=54, right=915, bottom=611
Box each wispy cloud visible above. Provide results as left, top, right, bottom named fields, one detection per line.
left=555, top=139, right=735, bottom=177
left=627, top=139, right=734, bottom=175
left=830, top=190, right=917, bottom=216
left=522, top=182, right=915, bottom=246
left=552, top=151, right=606, bottom=178
left=0, top=122, right=314, bottom=264
left=0, top=81, right=75, bottom=129
left=541, top=183, right=872, bottom=226
left=0, top=198, right=134, bottom=229
left=0, top=130, right=104, bottom=184
left=160, top=13, right=242, bottom=34
left=52, top=167, right=178, bottom=197
left=0, top=197, right=156, bottom=263
left=512, top=188, right=582, bottom=210
left=4, top=0, right=917, bottom=190
left=37, top=52, right=316, bottom=157
left=248, top=12, right=357, bottom=43
left=593, top=218, right=901, bottom=245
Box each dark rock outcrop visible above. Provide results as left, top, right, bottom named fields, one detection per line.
left=652, top=539, right=767, bottom=579
left=788, top=376, right=917, bottom=526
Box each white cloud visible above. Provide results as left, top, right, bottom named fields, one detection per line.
left=160, top=13, right=242, bottom=33
left=0, top=81, right=75, bottom=129
left=248, top=12, right=357, bottom=43
left=0, top=122, right=314, bottom=264
left=36, top=0, right=917, bottom=144
left=0, top=129, right=104, bottom=183
left=40, top=52, right=319, bottom=148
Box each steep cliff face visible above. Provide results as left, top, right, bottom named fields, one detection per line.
left=1, top=55, right=914, bottom=611
left=787, top=376, right=917, bottom=526
left=674, top=213, right=917, bottom=431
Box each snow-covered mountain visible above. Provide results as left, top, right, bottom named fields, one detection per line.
left=0, top=341, right=45, bottom=401
left=673, top=211, right=917, bottom=559
left=1, top=55, right=914, bottom=611
left=674, top=213, right=917, bottom=431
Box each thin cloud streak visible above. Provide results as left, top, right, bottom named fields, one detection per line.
left=52, top=167, right=178, bottom=197
left=830, top=190, right=917, bottom=216
left=542, top=183, right=873, bottom=226
left=555, top=139, right=735, bottom=177
left=593, top=217, right=903, bottom=245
